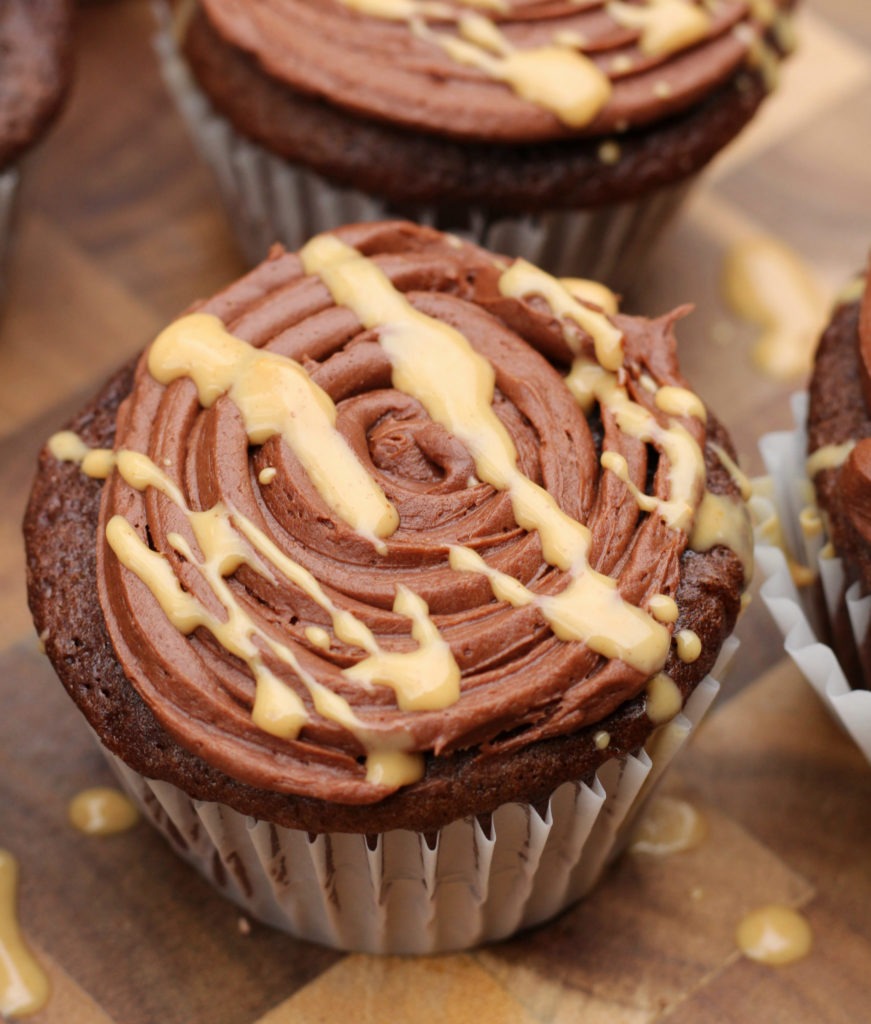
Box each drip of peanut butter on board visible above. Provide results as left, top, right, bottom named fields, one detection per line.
left=736, top=904, right=813, bottom=965
left=722, top=237, right=829, bottom=380
left=68, top=787, right=140, bottom=836
left=0, top=850, right=50, bottom=1019
left=630, top=794, right=707, bottom=855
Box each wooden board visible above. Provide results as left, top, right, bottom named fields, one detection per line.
left=1, top=2, right=870, bottom=1021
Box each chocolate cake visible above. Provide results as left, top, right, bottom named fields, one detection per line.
left=806, top=263, right=871, bottom=685
left=158, top=0, right=797, bottom=282
left=179, top=0, right=795, bottom=214
left=26, top=220, right=750, bottom=835
left=0, top=0, right=73, bottom=170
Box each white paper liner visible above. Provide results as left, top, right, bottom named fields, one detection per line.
left=98, top=672, right=720, bottom=954
left=0, top=164, right=20, bottom=304
left=757, top=392, right=871, bottom=765
left=152, top=7, right=693, bottom=289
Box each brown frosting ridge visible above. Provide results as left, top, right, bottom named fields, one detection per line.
left=195, top=0, right=792, bottom=144
left=86, top=221, right=747, bottom=807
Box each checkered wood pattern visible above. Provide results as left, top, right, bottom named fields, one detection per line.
left=1, top=2, right=870, bottom=1021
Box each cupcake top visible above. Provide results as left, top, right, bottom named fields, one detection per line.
left=27, top=221, right=751, bottom=832
left=193, top=0, right=795, bottom=143
left=807, top=262, right=871, bottom=592
left=0, top=0, right=73, bottom=169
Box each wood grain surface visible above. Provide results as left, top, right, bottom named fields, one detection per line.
left=1, top=2, right=870, bottom=1022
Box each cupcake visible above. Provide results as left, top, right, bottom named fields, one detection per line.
left=0, top=0, right=73, bottom=298
left=26, top=220, right=751, bottom=952
left=155, top=0, right=796, bottom=287
left=757, top=259, right=871, bottom=763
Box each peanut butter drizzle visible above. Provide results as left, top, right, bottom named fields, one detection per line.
left=675, top=628, right=702, bottom=663
left=690, top=489, right=754, bottom=580
left=645, top=672, right=682, bottom=723
left=104, top=451, right=453, bottom=786
left=148, top=313, right=399, bottom=547
left=607, top=0, right=711, bottom=57
left=301, top=234, right=672, bottom=675
left=630, top=795, right=707, bottom=855
left=566, top=355, right=705, bottom=534
left=499, top=259, right=624, bottom=371
left=47, top=430, right=115, bottom=479
left=0, top=850, right=50, bottom=1019
left=68, top=787, right=140, bottom=835
left=335, top=0, right=613, bottom=128
left=736, top=904, right=813, bottom=966
left=806, top=440, right=856, bottom=480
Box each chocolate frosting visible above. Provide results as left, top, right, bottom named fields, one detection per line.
left=79, top=221, right=748, bottom=807
left=0, top=0, right=73, bottom=168
left=195, top=0, right=790, bottom=143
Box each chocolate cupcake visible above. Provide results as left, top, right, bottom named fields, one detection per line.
left=758, top=261, right=871, bottom=764
left=26, top=221, right=751, bottom=951
left=155, top=0, right=796, bottom=287
left=0, top=0, right=73, bottom=297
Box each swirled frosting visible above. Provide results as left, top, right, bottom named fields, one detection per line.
left=194, top=0, right=792, bottom=143
left=76, top=222, right=750, bottom=806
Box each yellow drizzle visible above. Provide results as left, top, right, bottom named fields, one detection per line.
left=645, top=672, right=682, bottom=723
left=148, top=313, right=399, bottom=546
left=68, top=787, right=140, bottom=836
left=806, top=441, right=856, bottom=480
left=0, top=850, right=50, bottom=1019
left=607, top=0, right=711, bottom=56
left=47, top=430, right=115, bottom=480
left=722, top=237, right=829, bottom=380
left=336, top=0, right=612, bottom=127
left=567, top=356, right=706, bottom=534
left=736, top=905, right=813, bottom=966
left=499, top=258, right=624, bottom=371
left=105, top=452, right=458, bottom=786
left=302, top=234, right=671, bottom=675
left=630, top=795, right=706, bottom=855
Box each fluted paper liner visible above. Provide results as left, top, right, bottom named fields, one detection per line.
left=98, top=669, right=722, bottom=954
left=757, top=393, right=871, bottom=764
left=152, top=6, right=692, bottom=290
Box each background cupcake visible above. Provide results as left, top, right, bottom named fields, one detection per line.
left=757, top=259, right=871, bottom=764
left=0, top=0, right=73, bottom=301
left=155, top=0, right=797, bottom=289
left=26, top=221, right=750, bottom=952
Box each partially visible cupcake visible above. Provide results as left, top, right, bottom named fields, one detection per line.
left=26, top=221, right=751, bottom=952
left=155, top=0, right=796, bottom=287
left=757, top=259, right=871, bottom=763
left=0, top=0, right=73, bottom=298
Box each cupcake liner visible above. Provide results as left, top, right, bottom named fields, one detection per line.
left=0, top=164, right=21, bottom=304
left=756, top=392, right=871, bottom=764
left=99, top=671, right=721, bottom=954
left=152, top=6, right=693, bottom=289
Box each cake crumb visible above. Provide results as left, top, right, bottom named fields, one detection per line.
left=238, top=916, right=252, bottom=936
